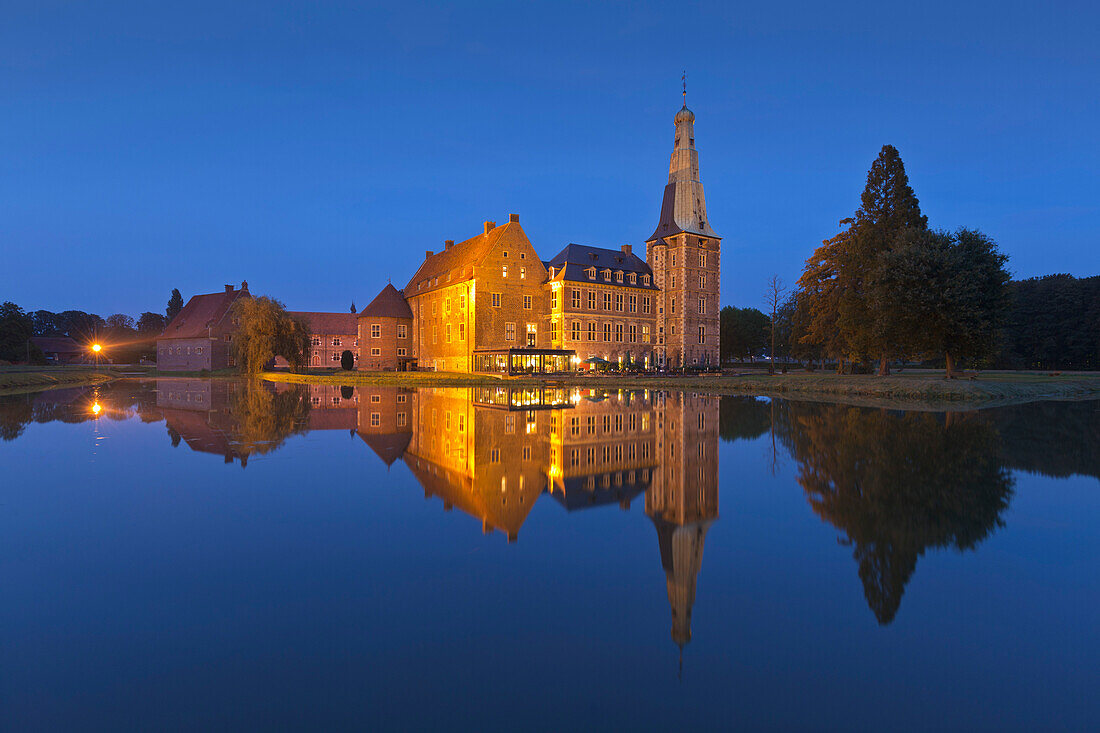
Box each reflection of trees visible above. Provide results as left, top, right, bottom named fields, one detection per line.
left=779, top=404, right=1013, bottom=624
left=224, top=381, right=312, bottom=462
left=0, top=395, right=34, bottom=441
left=985, top=400, right=1100, bottom=481
left=718, top=396, right=771, bottom=442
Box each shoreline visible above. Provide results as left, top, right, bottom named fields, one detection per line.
left=258, top=369, right=1100, bottom=409
left=0, top=368, right=116, bottom=396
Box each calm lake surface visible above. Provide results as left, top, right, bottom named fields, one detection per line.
left=1, top=379, right=1097, bottom=731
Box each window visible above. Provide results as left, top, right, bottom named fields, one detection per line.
left=603, top=293, right=612, bottom=310
left=371, top=347, right=381, bottom=356
left=397, top=324, right=407, bottom=338
left=571, top=289, right=581, bottom=308
left=698, top=325, right=706, bottom=344
left=397, top=393, right=407, bottom=404
left=311, top=337, right=321, bottom=346
left=671, top=297, right=676, bottom=314
left=700, top=251, right=707, bottom=267
left=586, top=267, right=596, bottom=280
left=502, top=264, right=508, bottom=278
left=445, top=324, right=452, bottom=343
left=492, top=292, right=501, bottom=307
left=570, top=417, right=579, bottom=436
left=526, top=323, right=536, bottom=346
left=603, top=323, right=611, bottom=341
left=629, top=273, right=636, bottom=285
left=520, top=267, right=526, bottom=280
left=505, top=322, right=516, bottom=341
left=548, top=266, right=555, bottom=278
left=602, top=269, right=611, bottom=282
left=629, top=324, right=637, bottom=342
left=444, top=298, right=451, bottom=315
left=371, top=324, right=381, bottom=338
left=523, top=295, right=532, bottom=310
left=502, top=251, right=508, bottom=258
left=642, top=325, right=650, bottom=343
left=432, top=301, right=437, bottom=316
left=397, top=412, right=406, bottom=427
left=700, top=273, right=706, bottom=289
left=672, top=253, right=676, bottom=266
left=587, top=416, right=596, bottom=434
left=643, top=274, right=650, bottom=286
left=550, top=320, right=559, bottom=340
left=587, top=322, right=597, bottom=341
left=629, top=294, right=637, bottom=313
left=615, top=324, right=623, bottom=342
left=587, top=291, right=596, bottom=309
left=551, top=289, right=558, bottom=309
left=332, top=353, right=341, bottom=362
left=459, top=323, right=465, bottom=340
left=432, top=325, right=437, bottom=343
left=397, top=347, right=407, bottom=356
left=196, top=347, right=202, bottom=354
left=642, top=296, right=651, bottom=314
left=615, top=294, right=623, bottom=312
left=459, top=294, right=466, bottom=310
left=699, top=297, right=707, bottom=314
left=571, top=321, right=581, bottom=340
left=371, top=412, right=381, bottom=427
left=671, top=275, right=676, bottom=289
left=615, top=271, right=623, bottom=283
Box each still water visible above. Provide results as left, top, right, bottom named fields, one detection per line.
left=1, top=380, right=1097, bottom=731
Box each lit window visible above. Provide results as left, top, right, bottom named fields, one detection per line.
left=520, top=267, right=526, bottom=280
left=551, top=289, right=558, bottom=309
left=615, top=271, right=623, bottom=283
left=586, top=267, right=596, bottom=280
left=502, top=264, right=508, bottom=278
left=698, top=325, right=706, bottom=344
left=700, top=251, right=707, bottom=267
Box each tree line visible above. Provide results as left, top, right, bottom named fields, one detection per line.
left=721, top=145, right=1096, bottom=373
left=0, top=288, right=185, bottom=364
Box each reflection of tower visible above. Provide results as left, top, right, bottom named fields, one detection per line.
left=646, top=392, right=719, bottom=652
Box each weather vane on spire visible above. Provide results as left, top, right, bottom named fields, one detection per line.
left=682, top=70, right=687, bottom=104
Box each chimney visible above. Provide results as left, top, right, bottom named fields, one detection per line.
left=425, top=250, right=434, bottom=260
left=509, top=213, right=519, bottom=223
left=484, top=221, right=496, bottom=234
left=241, top=280, right=248, bottom=291
left=445, top=240, right=454, bottom=250
left=225, top=284, right=234, bottom=293
left=621, top=244, right=632, bottom=256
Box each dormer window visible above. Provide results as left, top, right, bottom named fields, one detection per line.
left=602, top=269, right=611, bottom=282
left=628, top=273, right=637, bottom=285
left=548, top=266, right=555, bottom=278
left=615, top=271, right=623, bottom=283
left=643, top=274, right=651, bottom=286
left=586, top=267, right=596, bottom=280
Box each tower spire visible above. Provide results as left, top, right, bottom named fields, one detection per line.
left=682, top=70, right=686, bottom=106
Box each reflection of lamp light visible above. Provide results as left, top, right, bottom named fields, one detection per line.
left=91, top=402, right=101, bottom=415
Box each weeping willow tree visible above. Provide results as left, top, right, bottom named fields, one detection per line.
left=230, top=296, right=311, bottom=374
left=225, top=381, right=312, bottom=464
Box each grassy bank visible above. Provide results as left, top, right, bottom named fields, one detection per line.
left=0, top=366, right=117, bottom=396
left=260, top=369, right=1100, bottom=407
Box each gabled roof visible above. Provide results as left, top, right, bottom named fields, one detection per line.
left=288, top=311, right=358, bottom=335
left=358, top=283, right=413, bottom=319
left=545, top=244, right=659, bottom=291
left=159, top=285, right=249, bottom=340
left=30, top=336, right=83, bottom=354
left=358, top=430, right=412, bottom=466
left=405, top=221, right=542, bottom=296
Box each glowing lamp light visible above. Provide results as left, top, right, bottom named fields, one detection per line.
left=91, top=343, right=102, bottom=353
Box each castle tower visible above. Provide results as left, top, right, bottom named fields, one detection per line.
left=646, top=90, right=721, bottom=368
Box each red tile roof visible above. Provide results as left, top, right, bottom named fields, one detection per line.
left=288, top=311, right=358, bottom=335
left=160, top=286, right=249, bottom=340
left=358, top=283, right=413, bottom=319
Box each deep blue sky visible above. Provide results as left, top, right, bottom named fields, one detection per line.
left=2, top=0, right=1097, bottom=317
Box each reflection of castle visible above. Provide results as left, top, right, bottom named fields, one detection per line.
left=353, top=385, right=719, bottom=650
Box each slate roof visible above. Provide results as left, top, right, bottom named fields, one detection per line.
left=160, top=286, right=249, bottom=340
left=545, top=243, right=659, bottom=291
left=358, top=283, right=413, bottom=319
left=288, top=311, right=358, bottom=335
